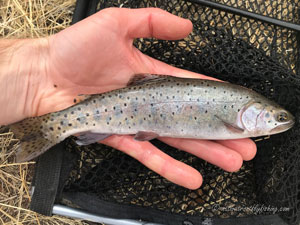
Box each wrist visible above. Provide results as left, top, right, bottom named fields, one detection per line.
left=0, top=38, right=49, bottom=125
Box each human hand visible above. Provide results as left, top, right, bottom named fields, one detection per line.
left=1, top=8, right=256, bottom=189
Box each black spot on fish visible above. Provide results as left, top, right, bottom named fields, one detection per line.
left=224, top=105, right=227, bottom=109
left=107, top=122, right=109, bottom=125
left=40, top=125, right=43, bottom=129
left=231, top=105, right=234, bottom=108
left=238, top=109, right=241, bottom=112
left=176, top=83, right=179, bottom=86
left=194, top=117, right=197, bottom=120
left=93, top=100, right=96, bottom=103
left=73, top=99, right=77, bottom=103
left=224, top=91, right=226, bottom=94
left=96, top=110, right=100, bottom=114
left=120, top=110, right=123, bottom=114
left=93, top=123, right=96, bottom=126
left=68, top=123, right=72, bottom=126
left=63, top=130, right=66, bottom=133
left=127, top=96, right=130, bottom=100
left=50, top=118, right=54, bottom=121
left=71, top=111, right=74, bottom=114
left=125, top=117, right=128, bottom=120
left=124, top=103, right=127, bottom=107
left=60, top=121, right=64, bottom=125
left=148, top=115, right=152, bottom=118
left=205, top=110, right=208, bottom=113
left=205, top=90, right=208, bottom=93
left=187, top=83, right=190, bottom=86
left=105, top=109, right=108, bottom=112
left=86, top=122, right=89, bottom=125
left=109, top=117, right=112, bottom=120
left=172, top=112, right=175, bottom=115
left=108, top=95, right=112, bottom=98
left=86, top=113, right=89, bottom=116
left=58, top=127, right=61, bottom=130
left=78, top=107, right=81, bottom=111
left=54, top=84, right=57, bottom=88
left=268, top=120, right=271, bottom=123
left=143, top=117, right=146, bottom=120
left=64, top=114, right=67, bottom=118
left=130, top=116, right=134, bottom=119
left=213, top=87, right=216, bottom=89
left=136, top=97, right=138, bottom=100
left=151, top=103, right=154, bottom=107
left=143, top=98, right=146, bottom=102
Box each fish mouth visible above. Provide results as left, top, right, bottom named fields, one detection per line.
left=270, top=119, right=295, bottom=134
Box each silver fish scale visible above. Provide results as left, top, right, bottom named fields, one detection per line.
left=10, top=75, right=294, bottom=162
left=50, top=77, right=263, bottom=140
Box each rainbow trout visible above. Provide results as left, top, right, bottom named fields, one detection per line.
left=9, top=74, right=294, bottom=162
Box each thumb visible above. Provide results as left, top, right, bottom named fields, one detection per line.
left=102, top=7, right=193, bottom=40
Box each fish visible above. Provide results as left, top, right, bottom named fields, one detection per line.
left=8, top=74, right=295, bottom=162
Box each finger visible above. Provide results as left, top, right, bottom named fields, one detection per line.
left=159, top=137, right=244, bottom=172
left=107, top=8, right=193, bottom=40
left=100, top=135, right=202, bottom=189
left=216, top=139, right=257, bottom=161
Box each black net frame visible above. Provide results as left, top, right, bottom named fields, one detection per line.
left=30, top=1, right=300, bottom=225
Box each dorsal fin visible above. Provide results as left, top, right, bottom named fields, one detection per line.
left=127, top=73, right=170, bottom=86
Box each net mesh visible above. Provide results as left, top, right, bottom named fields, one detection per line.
left=59, top=0, right=300, bottom=224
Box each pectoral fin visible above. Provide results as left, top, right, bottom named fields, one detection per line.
left=76, top=132, right=112, bottom=145
left=134, top=131, right=159, bottom=141
left=215, top=115, right=244, bottom=133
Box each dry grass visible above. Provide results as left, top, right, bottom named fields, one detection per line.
left=0, top=1, right=90, bottom=224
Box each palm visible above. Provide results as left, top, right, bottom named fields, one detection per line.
left=38, top=8, right=257, bottom=189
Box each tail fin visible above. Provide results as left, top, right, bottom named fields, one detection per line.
left=9, top=117, right=57, bottom=162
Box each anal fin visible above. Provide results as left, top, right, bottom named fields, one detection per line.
left=134, top=131, right=159, bottom=141
left=76, top=132, right=112, bottom=145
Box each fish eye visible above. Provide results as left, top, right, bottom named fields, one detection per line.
left=276, top=112, right=288, bottom=122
